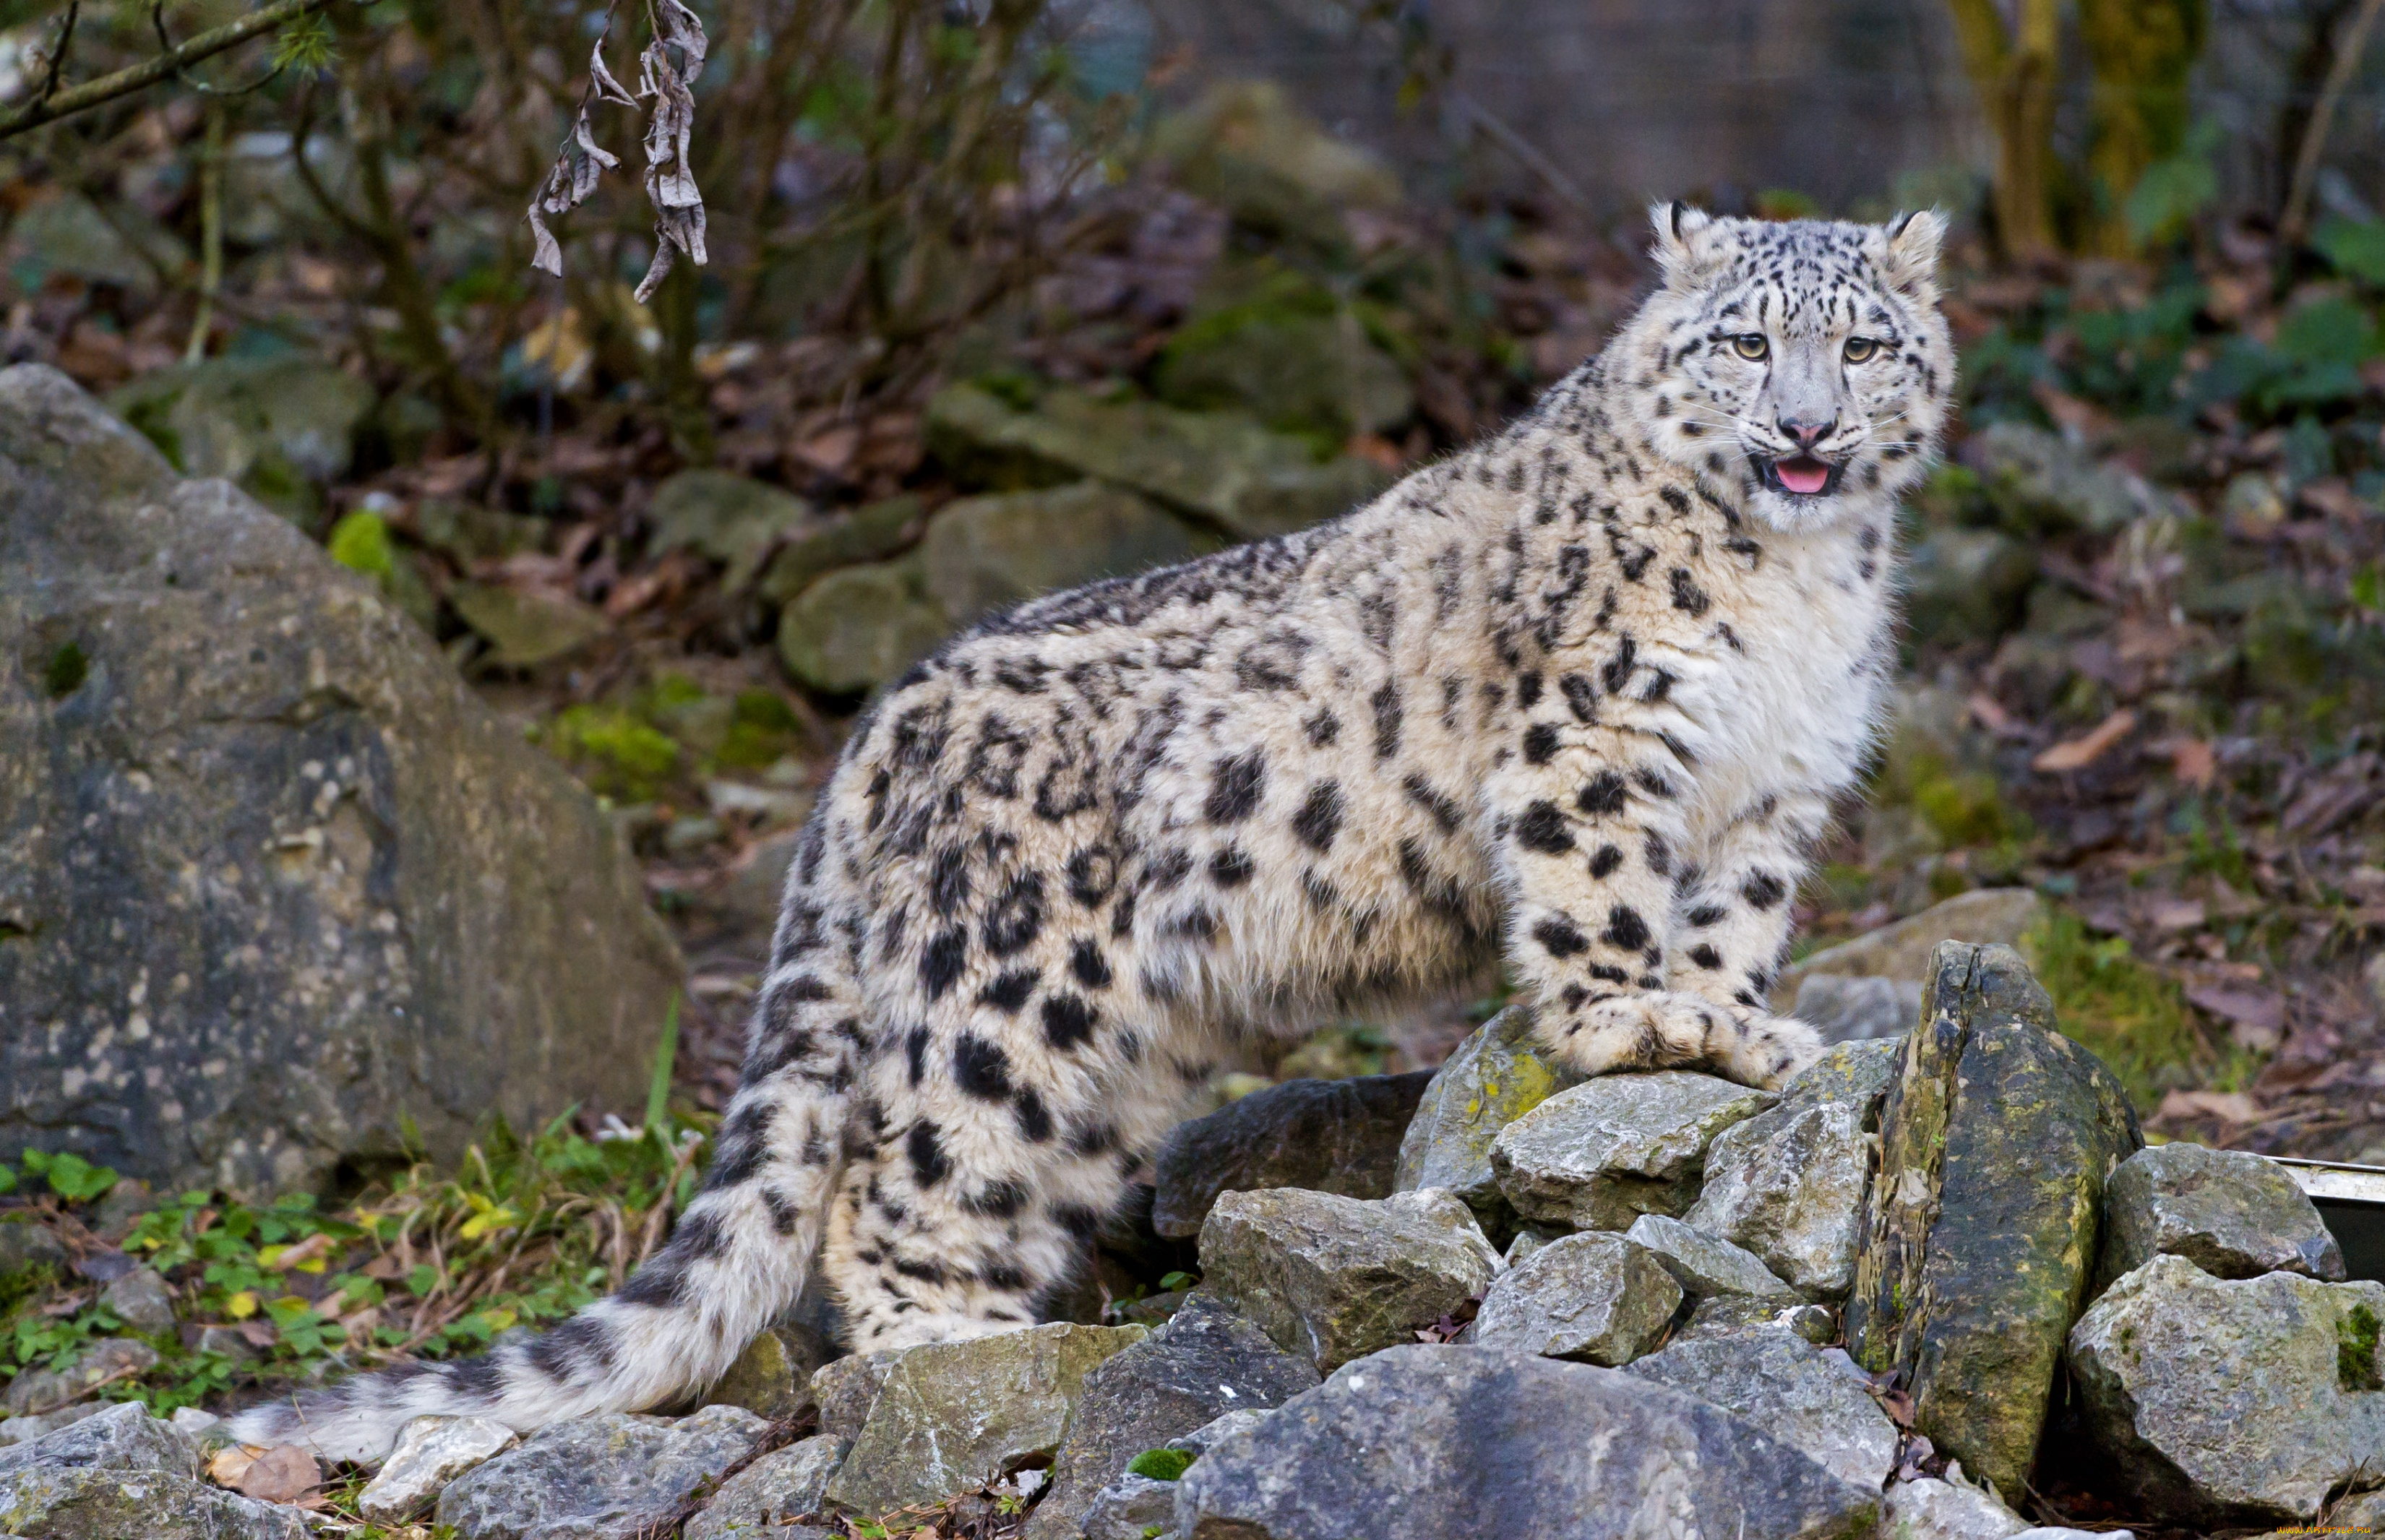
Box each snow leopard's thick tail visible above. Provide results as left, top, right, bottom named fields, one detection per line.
left=228, top=882, right=864, bottom=1463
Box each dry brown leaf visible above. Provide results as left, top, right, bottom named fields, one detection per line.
left=2149, top=898, right=2206, bottom=932
left=528, top=29, right=638, bottom=278
left=206, top=1444, right=266, bottom=1489
left=2156, top=1088, right=2264, bottom=1125
left=632, top=0, right=710, bottom=304
left=2185, top=984, right=2287, bottom=1050
left=2031, top=709, right=2137, bottom=774
left=236, top=1443, right=321, bottom=1504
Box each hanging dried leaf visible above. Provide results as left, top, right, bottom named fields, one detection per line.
left=526, top=24, right=637, bottom=279
left=630, top=0, right=708, bottom=304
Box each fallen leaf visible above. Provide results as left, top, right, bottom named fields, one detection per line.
left=259, top=1233, right=333, bottom=1273
left=2151, top=736, right=2216, bottom=789
left=2156, top=1088, right=2264, bottom=1125
left=792, top=423, right=860, bottom=476
left=1965, top=691, right=2029, bottom=739
left=2032, top=709, right=2138, bottom=774
left=2149, top=898, right=2206, bottom=932
left=2185, top=984, right=2287, bottom=1050
left=207, top=1444, right=266, bottom=1489
left=236, top=1443, right=321, bottom=1504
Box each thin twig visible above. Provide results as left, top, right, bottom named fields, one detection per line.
left=2285, top=0, right=2385, bottom=244
left=1449, top=88, right=1589, bottom=212
left=33, top=1, right=80, bottom=110
left=0, top=0, right=333, bottom=141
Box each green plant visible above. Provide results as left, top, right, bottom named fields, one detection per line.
left=1127, top=1447, right=1195, bottom=1481
left=2023, top=909, right=2244, bottom=1110
left=19, top=1150, right=119, bottom=1204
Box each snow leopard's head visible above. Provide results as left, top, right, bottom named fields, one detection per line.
left=1619, top=205, right=1955, bottom=533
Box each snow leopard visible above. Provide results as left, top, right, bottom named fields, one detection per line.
left=234, top=205, right=1954, bottom=1461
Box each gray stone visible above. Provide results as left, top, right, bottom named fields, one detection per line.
left=356, top=1416, right=518, bottom=1524
left=1153, top=304, right=1412, bottom=441
left=809, top=1350, right=898, bottom=1440
left=1904, top=528, right=2037, bottom=647
left=1081, top=1471, right=1177, bottom=1540
left=1847, top=944, right=2142, bottom=1502
left=1393, top=1007, right=1583, bottom=1235
left=1196, top=1188, right=1498, bottom=1374
left=645, top=470, right=817, bottom=591
left=1166, top=1408, right=1276, bottom=1460
left=1152, top=80, right=1401, bottom=244
left=822, top=1323, right=1149, bottom=1518
left=1792, top=973, right=1922, bottom=1044
left=0, top=1467, right=307, bottom=1538
left=3, top=1339, right=158, bottom=1417
left=1673, top=1294, right=1839, bottom=1347
left=1026, top=1293, right=1317, bottom=1540
left=100, top=1268, right=176, bottom=1336
left=1172, top=1343, right=1878, bottom=1540
left=0, top=1401, right=198, bottom=1480
left=702, top=1322, right=836, bottom=1422
left=9, top=192, right=186, bottom=293
left=1964, top=420, right=2142, bottom=535
left=449, top=581, right=612, bottom=669
left=0, top=1404, right=108, bottom=1447
left=684, top=1434, right=849, bottom=1540
left=1624, top=1213, right=1797, bottom=1300
left=1490, top=1071, right=1775, bottom=1231
left=924, top=383, right=1391, bottom=541
left=0, top=366, right=680, bottom=1197
left=436, top=1403, right=770, bottom=1539
left=2068, top=1253, right=2385, bottom=1523
left=1772, top=890, right=2045, bottom=1014
left=1878, top=1476, right=2032, bottom=1540
left=2095, top=1141, right=2345, bottom=1294
left=755, top=495, right=922, bottom=606
left=1684, top=1101, right=1871, bottom=1299
left=1472, top=1231, right=1680, bottom=1365
left=775, top=559, right=950, bottom=694
left=0, top=1217, right=66, bottom=1277
left=921, top=482, right=1211, bottom=626
left=1625, top=1333, right=1899, bottom=1491
left=1153, top=1072, right=1433, bottom=1239
left=109, top=358, right=377, bottom=526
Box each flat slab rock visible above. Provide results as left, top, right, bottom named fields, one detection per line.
left=356, top=1415, right=517, bottom=1525
left=1394, top=1007, right=1583, bottom=1226
left=1491, top=1070, right=1775, bottom=1231
left=2068, top=1253, right=2385, bottom=1523
left=1152, top=1071, right=1432, bottom=1239
left=1625, top=1332, right=1899, bottom=1492
left=1173, top=1343, right=1878, bottom=1540
left=1197, top=1187, right=1499, bottom=1373
left=2095, top=1141, right=2345, bottom=1294
left=0, top=1402, right=302, bottom=1540
left=822, top=1322, right=1148, bottom=1518
left=1472, top=1231, right=1681, bottom=1365
left=436, top=1404, right=770, bottom=1539
left=1023, top=1292, right=1317, bottom=1540
left=1845, top=943, right=2140, bottom=1499
left=0, top=1400, right=199, bottom=1481
left=1624, top=1213, right=1797, bottom=1301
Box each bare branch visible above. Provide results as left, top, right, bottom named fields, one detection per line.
left=2284, top=0, right=2385, bottom=244
left=0, top=0, right=333, bottom=142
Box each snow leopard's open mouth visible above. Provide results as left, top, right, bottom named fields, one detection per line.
left=1758, top=453, right=1842, bottom=498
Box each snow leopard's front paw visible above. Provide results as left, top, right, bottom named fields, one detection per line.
left=1552, top=989, right=1823, bottom=1090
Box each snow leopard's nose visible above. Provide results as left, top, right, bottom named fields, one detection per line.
left=1777, top=415, right=1836, bottom=449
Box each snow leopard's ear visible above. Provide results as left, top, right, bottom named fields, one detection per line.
left=1649, top=202, right=1727, bottom=291
left=1878, top=209, right=1947, bottom=300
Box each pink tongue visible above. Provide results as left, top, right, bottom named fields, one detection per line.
left=1777, top=459, right=1830, bottom=495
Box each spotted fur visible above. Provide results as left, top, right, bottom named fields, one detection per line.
left=231, top=207, right=1954, bottom=1461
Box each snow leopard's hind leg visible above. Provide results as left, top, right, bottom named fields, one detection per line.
left=225, top=840, right=866, bottom=1463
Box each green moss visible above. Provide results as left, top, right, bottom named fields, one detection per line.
left=543, top=705, right=682, bottom=799
left=1127, top=1447, right=1195, bottom=1481
left=325, top=511, right=396, bottom=580
left=2023, top=909, right=2247, bottom=1111
left=2340, top=1302, right=2381, bottom=1392
left=43, top=642, right=87, bottom=700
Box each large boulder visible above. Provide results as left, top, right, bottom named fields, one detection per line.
left=1393, top=1007, right=1582, bottom=1236
left=919, top=482, right=1211, bottom=626
left=1471, top=1230, right=1681, bottom=1364
left=924, top=383, right=1391, bottom=541
left=1198, top=1188, right=1499, bottom=1373
left=1844, top=943, right=2141, bottom=1500
left=0, top=1402, right=301, bottom=1540
left=822, top=1322, right=1148, bottom=1518
left=1683, top=1040, right=1899, bottom=1300
left=1172, top=1343, right=1878, bottom=1540
left=2094, top=1141, right=2345, bottom=1295
left=2067, top=1254, right=2385, bottom=1523
left=1625, top=1333, right=1900, bottom=1491
left=0, top=366, right=679, bottom=1195
left=1153, top=1071, right=1433, bottom=1239
left=436, top=1404, right=770, bottom=1539
left=775, top=558, right=950, bottom=694
left=644, top=469, right=818, bottom=591
left=108, top=357, right=377, bottom=528
left=1490, top=1071, right=1774, bottom=1231
left=1023, top=1292, right=1318, bottom=1540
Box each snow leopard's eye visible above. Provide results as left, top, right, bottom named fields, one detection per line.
left=1729, top=334, right=1769, bottom=362
left=1843, top=336, right=1881, bottom=364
